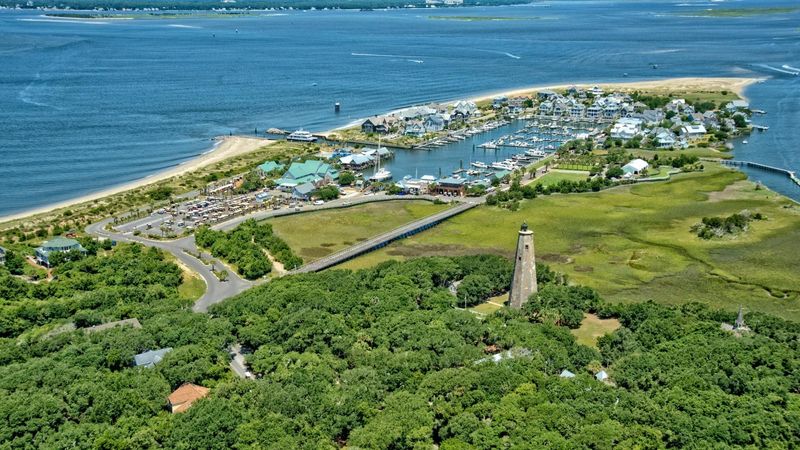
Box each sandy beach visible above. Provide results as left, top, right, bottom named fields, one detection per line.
left=0, top=136, right=273, bottom=224
left=469, top=77, right=762, bottom=104
left=1, top=77, right=761, bottom=226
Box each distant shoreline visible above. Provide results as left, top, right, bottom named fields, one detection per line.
left=0, top=76, right=760, bottom=225
left=0, top=136, right=273, bottom=224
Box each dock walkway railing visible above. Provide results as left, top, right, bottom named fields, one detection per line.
left=290, top=201, right=478, bottom=274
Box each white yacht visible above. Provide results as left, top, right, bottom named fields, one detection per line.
left=490, top=161, right=515, bottom=171
left=369, top=141, right=392, bottom=182
left=471, top=161, right=488, bottom=169
left=286, top=129, right=317, bottom=142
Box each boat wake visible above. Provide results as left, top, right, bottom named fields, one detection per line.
left=168, top=24, right=201, bottom=29
left=504, top=52, right=521, bottom=59
left=18, top=72, right=62, bottom=110
left=756, top=64, right=799, bottom=76
left=352, top=52, right=423, bottom=59
left=782, top=64, right=800, bottom=72
left=408, top=59, right=424, bottom=64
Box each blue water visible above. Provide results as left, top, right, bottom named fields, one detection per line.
left=1, top=1, right=799, bottom=215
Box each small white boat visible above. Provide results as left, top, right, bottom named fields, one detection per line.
left=742, top=140, right=749, bottom=144
left=369, top=168, right=393, bottom=182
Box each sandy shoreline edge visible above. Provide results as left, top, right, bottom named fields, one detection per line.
left=0, top=77, right=760, bottom=225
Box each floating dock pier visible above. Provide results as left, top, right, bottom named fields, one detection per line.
left=721, top=160, right=799, bottom=187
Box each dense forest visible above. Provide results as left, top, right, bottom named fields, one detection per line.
left=3, top=0, right=526, bottom=12
left=0, top=244, right=798, bottom=448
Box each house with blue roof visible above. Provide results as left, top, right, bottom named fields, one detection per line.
left=292, top=182, right=316, bottom=200
left=133, top=348, right=172, bottom=368
left=274, top=160, right=339, bottom=190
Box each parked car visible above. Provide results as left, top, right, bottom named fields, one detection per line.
left=313, top=200, right=324, bottom=205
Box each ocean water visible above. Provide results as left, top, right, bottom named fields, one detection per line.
left=1, top=0, right=799, bottom=216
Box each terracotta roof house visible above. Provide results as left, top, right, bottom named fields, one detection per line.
left=168, top=383, right=210, bottom=413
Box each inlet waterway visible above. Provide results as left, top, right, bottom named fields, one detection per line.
left=1, top=0, right=799, bottom=216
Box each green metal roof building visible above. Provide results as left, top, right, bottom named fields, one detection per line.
left=275, top=160, right=339, bottom=189
left=258, top=161, right=285, bottom=174
left=35, top=237, right=86, bottom=267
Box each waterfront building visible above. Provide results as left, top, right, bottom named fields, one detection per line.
left=274, top=160, right=339, bottom=189
left=424, top=114, right=446, bottom=132
left=361, top=116, right=393, bottom=134
left=292, top=182, right=316, bottom=200
left=726, top=100, right=750, bottom=112
left=35, top=237, right=87, bottom=267
left=589, top=85, right=604, bottom=96
left=434, top=177, right=467, bottom=196
left=168, top=384, right=210, bottom=414
left=404, top=121, right=426, bottom=137
left=538, top=101, right=553, bottom=116
left=133, top=348, right=172, bottom=368
left=339, top=154, right=373, bottom=170
left=509, top=222, right=538, bottom=309
left=453, top=100, right=478, bottom=119
left=537, top=90, right=558, bottom=100
left=492, top=96, right=508, bottom=109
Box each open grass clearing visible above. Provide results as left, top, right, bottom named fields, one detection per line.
left=536, top=170, right=592, bottom=186
left=338, top=164, right=800, bottom=320
left=263, top=200, right=451, bottom=262
left=571, top=313, right=621, bottom=348
left=469, top=294, right=508, bottom=315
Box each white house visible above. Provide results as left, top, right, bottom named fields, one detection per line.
left=610, top=117, right=643, bottom=140
left=622, top=158, right=649, bottom=176
left=681, top=124, right=707, bottom=140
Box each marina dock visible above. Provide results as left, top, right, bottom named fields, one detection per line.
left=721, top=160, right=799, bottom=187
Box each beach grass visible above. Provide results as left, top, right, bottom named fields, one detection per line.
left=470, top=294, right=508, bottom=315
left=263, top=200, right=451, bottom=262
left=571, top=314, right=621, bottom=348
left=632, top=147, right=734, bottom=160
left=178, top=272, right=206, bottom=301
left=337, top=164, right=800, bottom=320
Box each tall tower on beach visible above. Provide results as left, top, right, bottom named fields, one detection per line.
left=509, top=222, right=538, bottom=309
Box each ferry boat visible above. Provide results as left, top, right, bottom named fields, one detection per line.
left=286, top=130, right=318, bottom=142
left=471, top=161, right=488, bottom=169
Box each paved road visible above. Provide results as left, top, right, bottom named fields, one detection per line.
left=291, top=201, right=479, bottom=273
left=86, top=219, right=253, bottom=313
left=213, top=193, right=443, bottom=231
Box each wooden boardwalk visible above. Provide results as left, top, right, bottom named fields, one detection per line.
left=721, top=160, right=799, bottom=187
left=290, top=201, right=479, bottom=274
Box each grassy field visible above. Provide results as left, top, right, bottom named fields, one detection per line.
left=632, top=147, right=734, bottom=160
left=338, top=164, right=800, bottom=320
left=263, top=200, right=451, bottom=262
left=536, top=170, right=592, bottom=186
left=571, top=314, right=621, bottom=348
